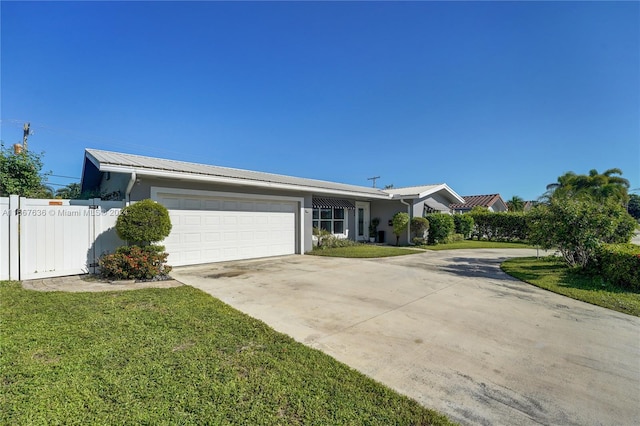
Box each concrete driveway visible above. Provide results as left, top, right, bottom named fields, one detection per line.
left=172, top=249, right=640, bottom=426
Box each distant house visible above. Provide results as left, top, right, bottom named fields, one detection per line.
left=450, top=194, right=509, bottom=213
left=81, top=149, right=464, bottom=266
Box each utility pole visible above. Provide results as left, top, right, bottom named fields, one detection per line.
left=23, top=122, right=31, bottom=151
left=367, top=176, right=380, bottom=188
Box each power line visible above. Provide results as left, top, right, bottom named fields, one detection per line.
left=50, top=174, right=80, bottom=179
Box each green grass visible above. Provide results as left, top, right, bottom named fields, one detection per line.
left=308, top=245, right=425, bottom=258
left=423, top=240, right=534, bottom=250
left=0, top=281, right=453, bottom=425
left=501, top=257, right=640, bottom=317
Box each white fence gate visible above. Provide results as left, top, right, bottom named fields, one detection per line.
left=0, top=196, right=123, bottom=280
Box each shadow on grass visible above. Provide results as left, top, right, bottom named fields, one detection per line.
left=557, top=268, right=637, bottom=295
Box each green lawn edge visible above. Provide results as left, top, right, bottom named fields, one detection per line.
left=422, top=241, right=534, bottom=250
left=501, top=257, right=640, bottom=317
left=308, top=245, right=425, bottom=258
left=0, top=281, right=454, bottom=425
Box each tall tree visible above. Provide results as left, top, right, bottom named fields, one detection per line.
left=506, top=195, right=525, bottom=212
left=0, top=142, right=52, bottom=197
left=55, top=183, right=82, bottom=199
left=544, top=168, right=630, bottom=204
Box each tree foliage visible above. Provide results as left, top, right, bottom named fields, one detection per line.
left=391, top=212, right=409, bottom=246
left=528, top=197, right=636, bottom=268
left=544, top=168, right=630, bottom=205
left=506, top=195, right=525, bottom=212
left=116, top=199, right=172, bottom=245
left=0, top=143, right=52, bottom=197
left=55, top=183, right=82, bottom=199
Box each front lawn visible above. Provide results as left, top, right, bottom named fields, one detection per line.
left=501, top=257, right=640, bottom=317
left=422, top=240, right=533, bottom=250
left=0, top=281, right=452, bottom=425
left=309, top=245, right=425, bottom=258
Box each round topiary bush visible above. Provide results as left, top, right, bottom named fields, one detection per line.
left=116, top=199, right=172, bottom=245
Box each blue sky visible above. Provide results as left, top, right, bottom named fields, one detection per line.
left=1, top=1, right=638, bottom=201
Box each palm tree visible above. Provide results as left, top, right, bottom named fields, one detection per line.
left=506, top=195, right=525, bottom=212
left=544, top=168, right=629, bottom=204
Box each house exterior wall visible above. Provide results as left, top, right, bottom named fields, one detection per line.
left=103, top=174, right=369, bottom=254
left=371, top=199, right=407, bottom=245
left=415, top=192, right=453, bottom=216
left=100, top=172, right=131, bottom=199
left=303, top=194, right=313, bottom=253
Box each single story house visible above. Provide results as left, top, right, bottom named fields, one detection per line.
left=81, top=149, right=464, bottom=266
left=449, top=194, right=508, bottom=213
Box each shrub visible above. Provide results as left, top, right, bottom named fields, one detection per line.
left=313, top=227, right=332, bottom=248
left=412, top=237, right=426, bottom=245
left=453, top=214, right=474, bottom=239
left=392, top=212, right=410, bottom=246
left=424, top=213, right=454, bottom=245
left=447, top=233, right=465, bottom=243
left=528, top=197, right=636, bottom=268
left=116, top=199, right=172, bottom=245
left=596, top=244, right=640, bottom=291
left=99, top=245, right=172, bottom=280
left=312, top=235, right=360, bottom=250
left=410, top=217, right=429, bottom=240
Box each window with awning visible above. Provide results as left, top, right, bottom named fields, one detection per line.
left=312, top=198, right=354, bottom=234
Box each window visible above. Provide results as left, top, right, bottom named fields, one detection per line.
left=313, top=208, right=346, bottom=234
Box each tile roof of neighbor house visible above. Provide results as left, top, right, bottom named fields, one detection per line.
left=450, top=194, right=504, bottom=210
left=84, top=149, right=393, bottom=199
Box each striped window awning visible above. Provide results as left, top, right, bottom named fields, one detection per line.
left=312, top=197, right=355, bottom=210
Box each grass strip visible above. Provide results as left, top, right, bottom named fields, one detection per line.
left=308, top=245, right=425, bottom=258
left=501, top=257, right=640, bottom=317
left=423, top=241, right=534, bottom=250
left=0, top=281, right=453, bottom=425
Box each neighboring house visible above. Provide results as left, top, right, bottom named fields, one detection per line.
left=81, top=149, right=464, bottom=266
left=450, top=194, right=509, bottom=213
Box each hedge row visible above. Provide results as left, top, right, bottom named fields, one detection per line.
left=468, top=211, right=528, bottom=241
left=595, top=243, right=640, bottom=291
left=424, top=213, right=454, bottom=245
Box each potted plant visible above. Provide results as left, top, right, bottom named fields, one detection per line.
left=369, top=217, right=380, bottom=243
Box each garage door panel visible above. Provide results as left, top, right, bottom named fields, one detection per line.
left=157, top=192, right=297, bottom=266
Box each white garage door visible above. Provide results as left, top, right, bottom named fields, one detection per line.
left=155, top=191, right=298, bottom=266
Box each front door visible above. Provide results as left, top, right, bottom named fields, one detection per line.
left=355, top=201, right=370, bottom=241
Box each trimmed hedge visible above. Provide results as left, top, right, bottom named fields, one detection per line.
left=116, top=199, right=172, bottom=245
left=424, top=213, right=454, bottom=245
left=596, top=244, right=640, bottom=291
left=469, top=211, right=528, bottom=241
left=453, top=214, right=474, bottom=239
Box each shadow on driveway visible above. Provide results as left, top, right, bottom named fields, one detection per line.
left=438, top=256, right=514, bottom=280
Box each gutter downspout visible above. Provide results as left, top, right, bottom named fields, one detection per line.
left=125, top=172, right=137, bottom=206
left=400, top=198, right=413, bottom=245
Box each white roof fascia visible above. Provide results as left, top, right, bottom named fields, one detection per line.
left=98, top=164, right=394, bottom=200
left=387, top=184, right=465, bottom=204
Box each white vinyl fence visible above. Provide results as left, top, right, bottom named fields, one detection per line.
left=1, top=196, right=124, bottom=280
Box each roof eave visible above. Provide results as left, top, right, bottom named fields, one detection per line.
left=97, top=164, right=393, bottom=200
